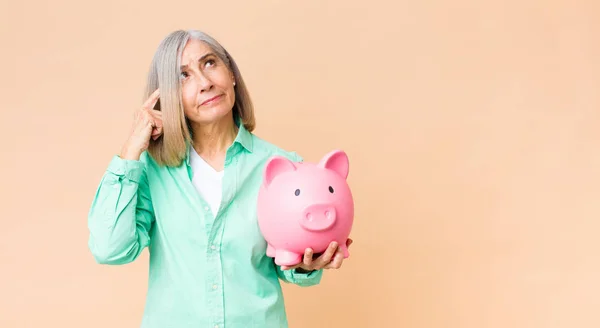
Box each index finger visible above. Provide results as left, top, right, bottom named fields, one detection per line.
left=302, top=248, right=314, bottom=267
left=142, top=89, right=160, bottom=109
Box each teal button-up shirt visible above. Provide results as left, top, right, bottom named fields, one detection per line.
left=87, top=122, right=323, bottom=328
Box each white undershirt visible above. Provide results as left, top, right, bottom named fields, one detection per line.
left=189, top=147, right=224, bottom=217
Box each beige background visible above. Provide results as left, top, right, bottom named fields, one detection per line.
left=1, top=0, right=600, bottom=327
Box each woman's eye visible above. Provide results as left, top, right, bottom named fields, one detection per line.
left=180, top=71, right=189, bottom=79
left=205, top=59, right=216, bottom=67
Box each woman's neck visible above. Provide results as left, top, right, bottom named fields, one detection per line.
left=190, top=115, right=238, bottom=166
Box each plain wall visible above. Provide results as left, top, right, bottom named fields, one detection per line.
left=1, top=0, right=600, bottom=327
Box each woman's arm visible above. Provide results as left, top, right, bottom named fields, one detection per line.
left=87, top=154, right=155, bottom=265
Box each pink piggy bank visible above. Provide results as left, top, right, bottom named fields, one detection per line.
left=257, top=149, right=354, bottom=266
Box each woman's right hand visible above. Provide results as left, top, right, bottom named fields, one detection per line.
left=120, top=89, right=162, bottom=160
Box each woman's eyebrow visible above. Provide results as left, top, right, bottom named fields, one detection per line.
left=180, top=53, right=215, bottom=70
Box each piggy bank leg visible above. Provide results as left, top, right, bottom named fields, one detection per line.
left=274, top=249, right=303, bottom=266
left=266, top=244, right=276, bottom=258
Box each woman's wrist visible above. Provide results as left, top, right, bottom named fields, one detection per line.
left=119, top=143, right=143, bottom=161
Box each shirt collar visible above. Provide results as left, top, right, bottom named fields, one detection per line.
left=234, top=118, right=253, bottom=153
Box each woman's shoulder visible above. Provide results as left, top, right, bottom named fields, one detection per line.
left=250, top=133, right=304, bottom=163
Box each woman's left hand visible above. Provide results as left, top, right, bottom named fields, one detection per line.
left=281, top=238, right=353, bottom=271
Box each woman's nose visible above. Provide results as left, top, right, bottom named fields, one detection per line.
left=197, top=74, right=213, bottom=93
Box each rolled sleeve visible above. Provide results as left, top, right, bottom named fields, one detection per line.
left=276, top=266, right=323, bottom=287
left=106, top=155, right=145, bottom=183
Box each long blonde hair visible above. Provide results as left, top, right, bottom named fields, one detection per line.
left=143, top=29, right=255, bottom=167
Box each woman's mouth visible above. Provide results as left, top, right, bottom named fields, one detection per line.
left=201, top=94, right=223, bottom=106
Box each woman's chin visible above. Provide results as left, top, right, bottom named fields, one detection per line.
left=188, top=106, right=233, bottom=125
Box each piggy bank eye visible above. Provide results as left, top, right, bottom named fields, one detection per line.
left=328, top=186, right=334, bottom=193
left=295, top=189, right=301, bottom=196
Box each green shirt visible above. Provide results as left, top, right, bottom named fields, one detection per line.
left=87, top=123, right=323, bottom=328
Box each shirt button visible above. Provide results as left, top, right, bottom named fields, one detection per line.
left=210, top=245, right=216, bottom=250
left=214, top=325, right=219, bottom=328
left=212, top=284, right=218, bottom=290
left=204, top=206, right=210, bottom=211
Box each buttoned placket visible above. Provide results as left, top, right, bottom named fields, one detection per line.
left=186, top=144, right=240, bottom=328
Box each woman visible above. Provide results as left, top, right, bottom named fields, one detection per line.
left=87, top=29, right=352, bottom=328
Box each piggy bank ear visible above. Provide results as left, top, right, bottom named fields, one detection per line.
left=263, top=156, right=297, bottom=187
left=318, top=149, right=349, bottom=179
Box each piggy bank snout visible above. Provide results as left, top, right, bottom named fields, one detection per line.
left=300, top=203, right=336, bottom=232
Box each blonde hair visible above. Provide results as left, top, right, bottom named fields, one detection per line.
left=143, top=29, right=255, bottom=167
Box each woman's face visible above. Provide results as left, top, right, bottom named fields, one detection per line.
left=178, top=39, right=235, bottom=125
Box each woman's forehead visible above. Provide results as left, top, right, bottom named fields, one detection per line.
left=181, top=39, right=213, bottom=62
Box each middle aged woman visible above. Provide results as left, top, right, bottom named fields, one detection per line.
left=87, top=29, right=353, bottom=328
